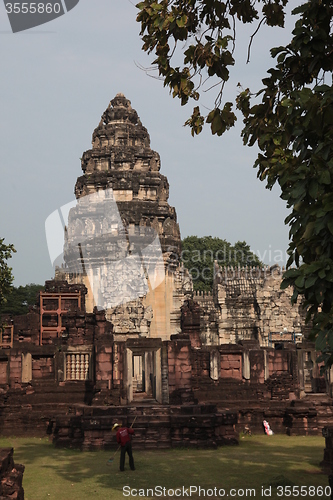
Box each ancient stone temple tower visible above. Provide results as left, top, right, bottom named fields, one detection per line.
left=62, top=93, right=191, bottom=339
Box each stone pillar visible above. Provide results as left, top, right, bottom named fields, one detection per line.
left=161, top=343, right=169, bottom=404
left=9, top=351, right=22, bottom=388
left=155, top=348, right=162, bottom=403
left=243, top=351, right=250, bottom=380
left=125, top=348, right=133, bottom=404
left=210, top=350, right=220, bottom=380
left=264, top=350, right=269, bottom=381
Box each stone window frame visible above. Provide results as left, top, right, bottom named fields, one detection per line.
left=0, top=325, right=13, bottom=348
left=64, top=347, right=93, bottom=382
left=39, top=292, right=82, bottom=346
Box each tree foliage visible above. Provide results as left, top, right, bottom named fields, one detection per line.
left=136, top=0, right=288, bottom=136
left=0, top=238, right=16, bottom=309
left=182, top=236, right=262, bottom=291
left=237, top=1, right=333, bottom=366
left=137, top=0, right=333, bottom=366
left=0, top=283, right=44, bottom=316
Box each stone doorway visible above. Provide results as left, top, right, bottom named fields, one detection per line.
left=132, top=354, right=144, bottom=393
left=299, top=349, right=326, bottom=394
left=124, top=340, right=162, bottom=404
left=304, top=351, right=314, bottom=392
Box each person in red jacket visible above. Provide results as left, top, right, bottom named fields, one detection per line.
left=112, top=422, right=135, bottom=471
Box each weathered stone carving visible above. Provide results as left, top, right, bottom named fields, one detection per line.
left=214, top=263, right=308, bottom=346
left=71, top=93, right=181, bottom=260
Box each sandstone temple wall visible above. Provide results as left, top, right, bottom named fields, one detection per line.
left=212, top=264, right=308, bottom=347
left=0, top=277, right=329, bottom=443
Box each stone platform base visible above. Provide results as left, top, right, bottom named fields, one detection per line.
left=228, top=394, right=333, bottom=437
left=52, top=403, right=239, bottom=450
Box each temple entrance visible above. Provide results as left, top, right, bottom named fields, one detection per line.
left=124, top=340, right=162, bottom=404
left=304, top=351, right=314, bottom=392
left=133, top=354, right=144, bottom=393
left=298, top=349, right=326, bottom=393
left=132, top=352, right=155, bottom=400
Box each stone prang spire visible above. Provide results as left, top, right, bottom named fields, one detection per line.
left=74, top=93, right=181, bottom=262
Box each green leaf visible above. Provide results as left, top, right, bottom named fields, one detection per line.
left=319, top=170, right=331, bottom=185
left=211, top=114, right=221, bottom=132
left=305, top=275, right=317, bottom=289
left=328, top=220, right=333, bottom=236
left=319, top=269, right=326, bottom=279
left=176, top=14, right=187, bottom=27
left=309, top=180, right=318, bottom=199
left=295, top=275, right=305, bottom=288
left=281, top=98, right=292, bottom=107
left=151, top=2, right=163, bottom=11
left=316, top=330, right=327, bottom=351
left=302, top=222, right=315, bottom=240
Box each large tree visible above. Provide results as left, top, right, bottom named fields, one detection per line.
left=0, top=238, right=16, bottom=309
left=137, top=1, right=333, bottom=367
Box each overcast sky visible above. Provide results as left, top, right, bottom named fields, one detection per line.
left=0, top=1, right=301, bottom=286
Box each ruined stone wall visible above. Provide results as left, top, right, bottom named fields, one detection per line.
left=169, top=307, right=302, bottom=405
left=167, top=335, right=193, bottom=404
left=53, top=405, right=238, bottom=450
left=192, top=291, right=218, bottom=345
left=0, top=280, right=119, bottom=408
left=214, top=264, right=307, bottom=346
left=181, top=297, right=201, bottom=348
left=178, top=294, right=301, bottom=403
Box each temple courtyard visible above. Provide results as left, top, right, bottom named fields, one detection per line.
left=0, top=434, right=329, bottom=500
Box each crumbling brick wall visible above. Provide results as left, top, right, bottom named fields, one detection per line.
left=214, top=264, right=307, bottom=346
left=0, top=448, right=24, bottom=500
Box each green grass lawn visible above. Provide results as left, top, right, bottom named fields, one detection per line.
left=0, top=434, right=330, bottom=500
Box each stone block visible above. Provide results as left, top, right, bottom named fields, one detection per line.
left=229, top=360, right=240, bottom=369
left=97, top=353, right=110, bottom=363
left=180, top=364, right=191, bottom=373
left=220, top=360, right=230, bottom=370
